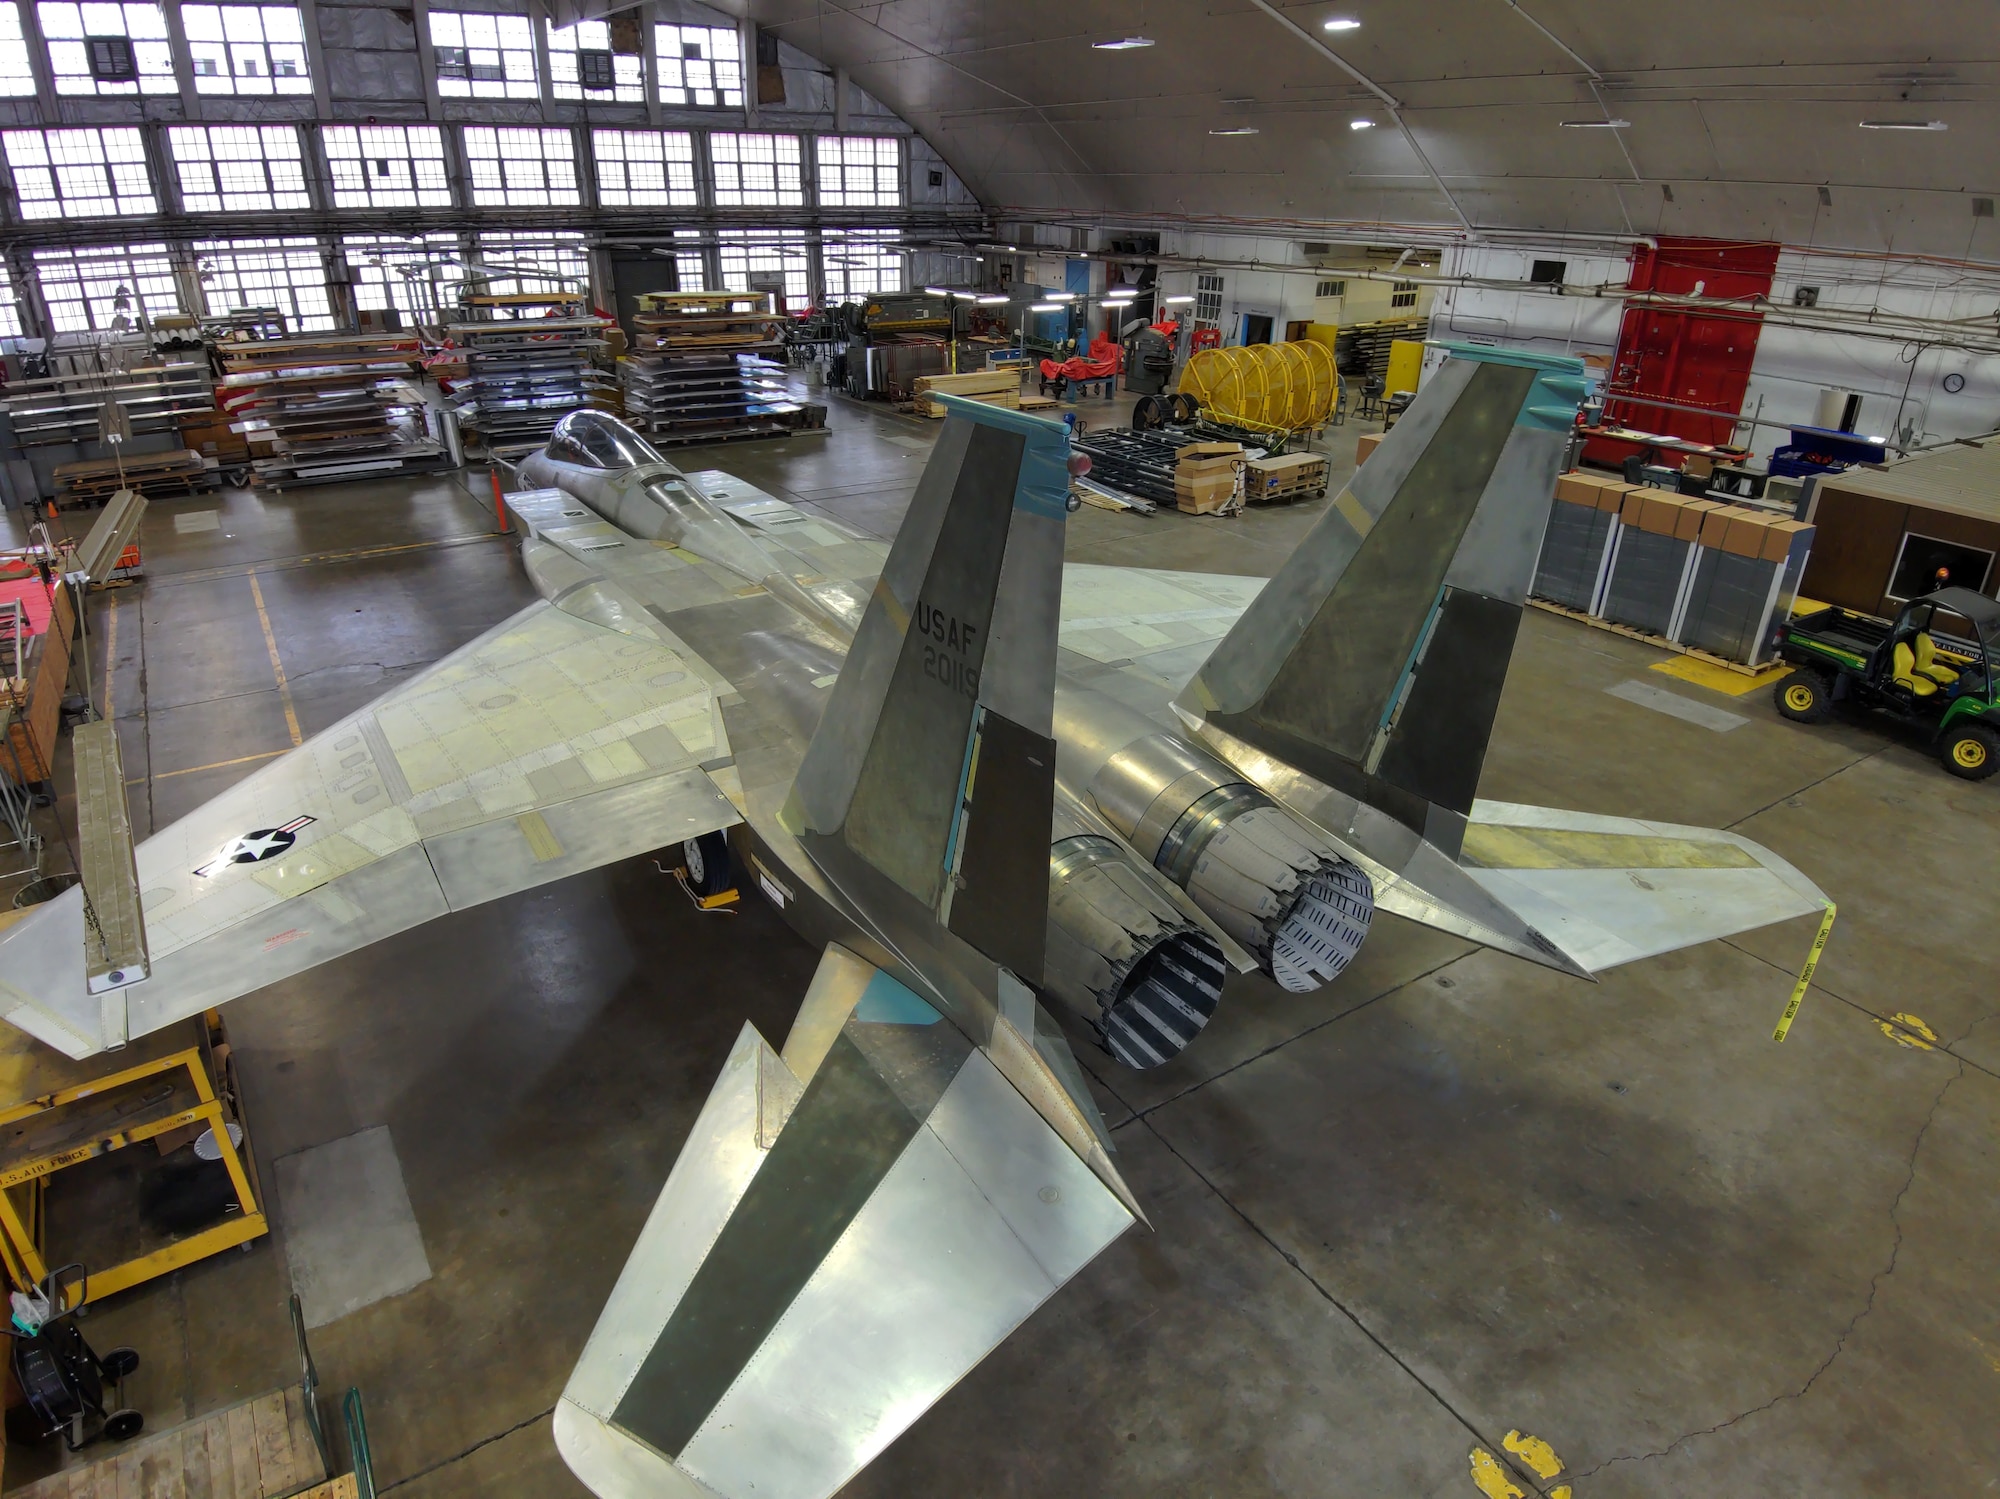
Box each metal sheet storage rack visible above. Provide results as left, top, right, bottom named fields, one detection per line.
left=620, top=292, right=816, bottom=445
left=447, top=318, right=612, bottom=456
left=217, top=335, right=449, bottom=489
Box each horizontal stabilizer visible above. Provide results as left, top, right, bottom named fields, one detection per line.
left=1458, top=800, right=1829, bottom=971
left=558, top=945, right=1134, bottom=1499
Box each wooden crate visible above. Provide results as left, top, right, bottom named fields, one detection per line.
left=1244, top=451, right=1328, bottom=502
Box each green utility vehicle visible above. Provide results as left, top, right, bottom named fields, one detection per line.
left=1771, top=586, right=2000, bottom=780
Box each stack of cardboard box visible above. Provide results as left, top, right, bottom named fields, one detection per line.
left=1175, top=441, right=1243, bottom=514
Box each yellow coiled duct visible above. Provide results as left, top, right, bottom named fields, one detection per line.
left=1179, top=341, right=1340, bottom=435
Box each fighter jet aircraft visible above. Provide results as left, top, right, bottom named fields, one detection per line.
left=0, top=343, right=1826, bottom=1498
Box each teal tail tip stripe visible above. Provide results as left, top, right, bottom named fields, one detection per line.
left=1425, top=338, right=1588, bottom=377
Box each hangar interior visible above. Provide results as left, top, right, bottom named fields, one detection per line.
left=0, top=2, right=1990, bottom=1497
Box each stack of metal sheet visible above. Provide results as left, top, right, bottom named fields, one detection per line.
left=621, top=352, right=806, bottom=444
left=449, top=319, right=613, bottom=451
left=219, top=335, right=447, bottom=488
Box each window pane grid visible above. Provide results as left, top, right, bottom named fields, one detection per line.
left=816, top=136, right=901, bottom=208
left=708, top=132, right=801, bottom=208
left=343, top=233, right=463, bottom=320
left=461, top=126, right=578, bottom=207
left=168, top=123, right=309, bottom=213
left=3, top=126, right=156, bottom=219
left=655, top=22, right=738, bottom=107
left=0, top=4, right=40, bottom=97
left=429, top=9, right=536, bottom=99
left=182, top=3, right=307, bottom=95
left=671, top=228, right=704, bottom=291
left=38, top=1, right=175, bottom=94
left=547, top=17, right=640, bottom=102
left=822, top=228, right=902, bottom=299
left=33, top=242, right=179, bottom=332
left=194, top=237, right=333, bottom=330
left=473, top=232, right=587, bottom=316
left=591, top=128, right=695, bottom=208
left=718, top=228, right=806, bottom=303
left=322, top=123, right=451, bottom=209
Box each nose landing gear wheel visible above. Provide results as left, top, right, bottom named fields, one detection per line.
left=682, top=831, right=733, bottom=899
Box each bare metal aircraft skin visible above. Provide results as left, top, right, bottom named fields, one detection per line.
left=0, top=347, right=1825, bottom=1499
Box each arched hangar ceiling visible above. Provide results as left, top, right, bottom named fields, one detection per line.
left=742, top=0, right=1999, bottom=258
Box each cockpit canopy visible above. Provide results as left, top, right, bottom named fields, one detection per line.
left=545, top=410, right=665, bottom=472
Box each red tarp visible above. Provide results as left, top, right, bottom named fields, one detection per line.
left=1040, top=334, right=1123, bottom=382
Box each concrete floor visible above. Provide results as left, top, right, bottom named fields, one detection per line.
left=6, top=383, right=1997, bottom=1497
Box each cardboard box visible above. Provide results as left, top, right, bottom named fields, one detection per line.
left=1596, top=481, right=1635, bottom=513
left=1619, top=489, right=1650, bottom=526
left=1638, top=492, right=1687, bottom=536
left=1178, top=454, right=1240, bottom=474
left=1761, top=518, right=1815, bottom=562
left=1673, top=498, right=1725, bottom=542
left=1698, top=505, right=1755, bottom=549
left=1178, top=441, right=1243, bottom=461
left=1176, top=482, right=1235, bottom=515
left=1722, top=510, right=1776, bottom=558
left=1356, top=432, right=1383, bottom=465
left=1681, top=453, right=1715, bottom=481
left=1555, top=471, right=1611, bottom=507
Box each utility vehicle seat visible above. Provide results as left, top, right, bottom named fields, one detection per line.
left=1892, top=641, right=1939, bottom=697
left=1912, top=632, right=1959, bottom=686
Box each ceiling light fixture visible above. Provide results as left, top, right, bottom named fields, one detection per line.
left=977, top=294, right=1009, bottom=304
left=1209, top=126, right=1260, bottom=135
left=923, top=286, right=950, bottom=296
left=1323, top=16, right=1360, bottom=30
left=1559, top=119, right=1631, bottom=128
left=1164, top=294, right=1195, bottom=304
left=1029, top=302, right=1062, bottom=312
left=1048, top=292, right=1077, bottom=301
left=1858, top=119, right=1947, bottom=130
left=1093, top=36, right=1154, bottom=50
left=1349, top=118, right=1374, bottom=130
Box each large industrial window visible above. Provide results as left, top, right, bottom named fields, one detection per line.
left=429, top=9, right=535, bottom=99
left=167, top=124, right=309, bottom=213
left=1390, top=280, right=1418, bottom=308
left=822, top=228, right=902, bottom=299
left=473, top=231, right=587, bottom=315
left=670, top=229, right=705, bottom=291
left=461, top=126, right=578, bottom=207
left=1194, top=272, right=1223, bottom=329
left=816, top=136, right=900, bottom=208
left=1315, top=279, right=1346, bottom=299
left=344, top=233, right=463, bottom=322
left=181, top=3, right=308, bottom=94
left=591, top=129, right=695, bottom=208
left=717, top=228, right=807, bottom=304
left=0, top=274, right=23, bottom=337
left=33, top=242, right=180, bottom=331
left=37, top=0, right=174, bottom=93
left=2, top=126, right=155, bottom=218
left=547, top=16, right=640, bottom=102
left=321, top=123, right=451, bottom=209
left=193, top=238, right=335, bottom=331
left=708, top=132, right=801, bottom=208
left=0, top=5, right=41, bottom=95
left=655, top=22, right=737, bottom=107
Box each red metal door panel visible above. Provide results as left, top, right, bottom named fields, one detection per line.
left=1602, top=237, right=1779, bottom=449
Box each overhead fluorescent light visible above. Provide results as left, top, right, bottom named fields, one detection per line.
left=1164, top=295, right=1195, bottom=304
left=1559, top=119, right=1631, bottom=128
left=1322, top=16, right=1360, bottom=30
left=977, top=294, right=1009, bottom=304
left=1349, top=118, right=1374, bottom=130
left=1029, top=302, right=1062, bottom=311
left=1093, top=35, right=1154, bottom=49
left=1048, top=292, right=1077, bottom=301
left=923, top=286, right=950, bottom=295
left=950, top=290, right=980, bottom=299
left=1858, top=119, right=1947, bottom=130
left=1209, top=126, right=1259, bottom=136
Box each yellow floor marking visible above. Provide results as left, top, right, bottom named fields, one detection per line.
left=132, top=748, right=290, bottom=783
left=1772, top=902, right=1836, bottom=1041
left=1790, top=596, right=1828, bottom=616
left=1649, top=653, right=1788, bottom=697
left=1878, top=1012, right=1937, bottom=1050
left=246, top=571, right=303, bottom=747
left=1502, top=1430, right=1564, bottom=1479
left=1468, top=1447, right=1525, bottom=1499
left=1551, top=1489, right=1573, bottom=1499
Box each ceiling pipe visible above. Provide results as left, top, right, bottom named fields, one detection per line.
left=1494, top=0, right=1641, bottom=233
left=1240, top=0, right=1474, bottom=235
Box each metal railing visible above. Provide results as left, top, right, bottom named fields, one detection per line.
left=288, top=1292, right=377, bottom=1499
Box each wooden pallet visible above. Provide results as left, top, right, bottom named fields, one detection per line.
left=11, top=1388, right=324, bottom=1499
left=1526, top=596, right=1778, bottom=676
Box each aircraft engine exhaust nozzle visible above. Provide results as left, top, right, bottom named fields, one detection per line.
left=1044, top=826, right=1227, bottom=1069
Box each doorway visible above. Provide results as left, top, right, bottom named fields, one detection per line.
left=1241, top=313, right=1273, bottom=345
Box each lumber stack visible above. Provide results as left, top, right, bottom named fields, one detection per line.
left=911, top=369, right=1022, bottom=418
left=632, top=292, right=784, bottom=354
left=54, top=449, right=216, bottom=507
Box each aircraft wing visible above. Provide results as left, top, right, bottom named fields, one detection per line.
left=555, top=944, right=1134, bottom=1499
left=1058, top=564, right=1266, bottom=719
left=0, top=598, right=741, bottom=1058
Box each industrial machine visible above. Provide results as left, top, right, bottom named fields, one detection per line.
left=1121, top=324, right=1176, bottom=396
left=834, top=293, right=951, bottom=400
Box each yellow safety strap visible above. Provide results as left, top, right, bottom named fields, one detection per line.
left=1772, top=902, right=1837, bottom=1042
